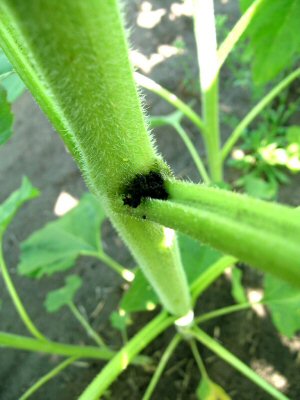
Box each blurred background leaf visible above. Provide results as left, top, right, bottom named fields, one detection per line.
left=240, top=0, right=300, bottom=84
left=264, top=274, right=300, bottom=338
left=18, top=193, right=106, bottom=278
left=44, top=275, right=82, bottom=312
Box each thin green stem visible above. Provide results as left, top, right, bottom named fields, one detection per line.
left=191, top=256, right=236, bottom=303
left=82, top=249, right=135, bottom=283
left=217, top=0, right=264, bottom=71
left=19, top=357, right=78, bottom=400
left=193, top=0, right=222, bottom=182
left=130, top=180, right=300, bottom=287
left=68, top=302, right=105, bottom=347
left=188, top=327, right=290, bottom=400
left=195, top=302, right=253, bottom=325
left=0, top=245, right=46, bottom=341
left=97, top=252, right=135, bottom=282
left=189, top=339, right=207, bottom=377
left=142, top=334, right=181, bottom=400
left=0, top=331, right=114, bottom=360
left=173, top=123, right=210, bottom=184
left=222, top=67, right=300, bottom=160
left=79, top=312, right=175, bottom=400
left=135, top=72, right=206, bottom=134
left=150, top=113, right=210, bottom=184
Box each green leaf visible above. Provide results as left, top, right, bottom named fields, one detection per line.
left=18, top=193, right=106, bottom=278
left=241, top=0, right=300, bottom=84
left=264, top=274, right=300, bottom=338
left=242, top=175, right=277, bottom=200
left=0, top=177, right=39, bottom=239
left=44, top=275, right=82, bottom=313
left=120, top=234, right=222, bottom=313
left=231, top=268, right=247, bottom=304
left=197, top=376, right=231, bottom=400
left=179, top=234, right=222, bottom=283
left=110, top=310, right=131, bottom=332
left=0, top=85, right=13, bottom=145
left=120, top=268, right=158, bottom=313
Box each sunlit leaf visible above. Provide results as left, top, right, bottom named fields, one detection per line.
left=44, top=275, right=82, bottom=312
left=120, top=234, right=222, bottom=313
left=197, top=376, right=231, bottom=400
left=264, top=274, right=300, bottom=338
left=18, top=193, right=106, bottom=278
left=231, top=268, right=247, bottom=304
left=0, top=177, right=39, bottom=239
left=0, top=86, right=13, bottom=145
left=241, top=0, right=300, bottom=84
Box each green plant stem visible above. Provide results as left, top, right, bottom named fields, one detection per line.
left=79, top=312, right=175, bottom=400
left=191, top=256, right=236, bottom=303
left=195, top=302, right=253, bottom=325
left=0, top=245, right=46, bottom=341
left=193, top=0, right=222, bottom=182
left=0, top=0, right=192, bottom=318
left=149, top=113, right=210, bottom=184
left=68, top=302, right=105, bottom=347
left=222, top=67, right=300, bottom=160
left=135, top=72, right=206, bottom=134
left=173, top=123, right=210, bottom=184
left=19, top=356, right=78, bottom=400
left=142, top=334, right=181, bottom=400
left=217, top=0, right=264, bottom=71
left=189, top=339, right=207, bottom=377
left=97, top=252, right=135, bottom=282
left=0, top=331, right=114, bottom=360
left=130, top=179, right=300, bottom=287
left=188, top=327, right=290, bottom=400
left=82, top=249, right=135, bottom=282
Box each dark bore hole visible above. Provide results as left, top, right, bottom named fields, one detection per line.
left=122, top=171, right=169, bottom=208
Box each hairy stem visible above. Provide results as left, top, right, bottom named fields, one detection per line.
left=130, top=180, right=300, bottom=287
left=0, top=0, right=191, bottom=317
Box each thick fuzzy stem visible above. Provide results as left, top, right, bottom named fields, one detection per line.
left=0, top=1, right=191, bottom=316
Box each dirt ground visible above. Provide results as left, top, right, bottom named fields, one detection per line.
left=1, top=1, right=300, bottom=399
